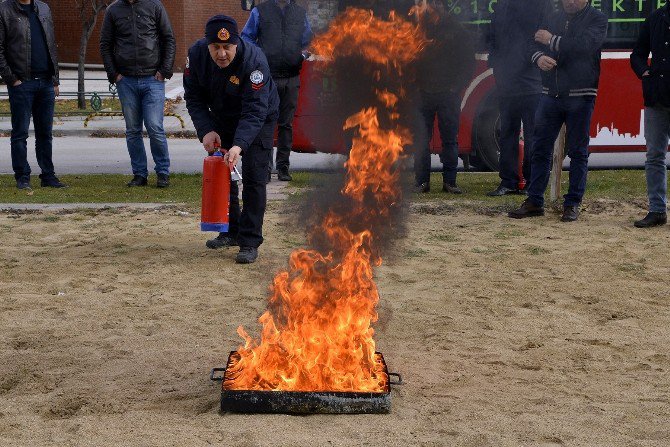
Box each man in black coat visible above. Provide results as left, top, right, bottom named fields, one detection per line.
left=509, top=0, right=607, bottom=222
left=100, top=0, right=176, bottom=188
left=486, top=0, right=553, bottom=196
left=630, top=4, right=670, bottom=228
left=242, top=0, right=313, bottom=182
left=0, top=0, right=66, bottom=189
left=413, top=0, right=475, bottom=194
left=184, top=15, right=280, bottom=264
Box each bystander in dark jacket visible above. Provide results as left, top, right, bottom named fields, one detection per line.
left=0, top=0, right=66, bottom=189
left=486, top=0, right=553, bottom=196
left=629, top=4, right=670, bottom=228
left=413, top=3, right=475, bottom=194
left=99, top=0, right=176, bottom=188
left=509, top=0, right=607, bottom=222
left=242, top=0, right=312, bottom=181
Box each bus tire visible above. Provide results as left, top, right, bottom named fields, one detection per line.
left=472, top=96, right=501, bottom=172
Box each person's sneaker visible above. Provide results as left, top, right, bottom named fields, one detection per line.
left=235, top=246, right=258, bottom=264
left=40, top=177, right=68, bottom=188
left=16, top=178, right=31, bottom=190
left=205, top=234, right=239, bottom=249
left=561, top=205, right=580, bottom=222
left=442, top=182, right=463, bottom=194
left=157, top=174, right=170, bottom=188
left=277, top=167, right=292, bottom=182
left=414, top=182, right=430, bottom=193
left=508, top=198, right=545, bottom=219
left=634, top=211, right=667, bottom=228
left=127, top=175, right=147, bottom=187
left=487, top=184, right=521, bottom=197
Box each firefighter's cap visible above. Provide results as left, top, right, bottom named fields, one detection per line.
left=205, top=15, right=240, bottom=45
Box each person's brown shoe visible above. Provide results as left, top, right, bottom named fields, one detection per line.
left=561, top=205, right=580, bottom=222
left=508, top=199, right=544, bottom=219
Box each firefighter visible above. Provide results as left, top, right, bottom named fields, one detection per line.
left=184, top=15, right=280, bottom=264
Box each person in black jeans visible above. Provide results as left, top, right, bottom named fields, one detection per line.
left=509, top=0, right=607, bottom=222
left=0, top=0, right=66, bottom=189
left=241, top=0, right=313, bottom=182
left=487, top=0, right=553, bottom=196
left=184, top=15, right=280, bottom=264
left=413, top=0, right=475, bottom=194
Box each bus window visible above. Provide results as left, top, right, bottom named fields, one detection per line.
left=595, top=0, right=663, bottom=49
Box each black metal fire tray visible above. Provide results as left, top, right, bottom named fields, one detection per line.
left=210, top=351, right=402, bottom=414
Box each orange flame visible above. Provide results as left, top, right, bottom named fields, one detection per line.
left=226, top=9, right=427, bottom=392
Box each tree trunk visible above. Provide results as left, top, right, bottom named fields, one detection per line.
left=77, top=10, right=101, bottom=109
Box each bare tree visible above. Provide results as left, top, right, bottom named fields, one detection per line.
left=76, top=0, right=111, bottom=109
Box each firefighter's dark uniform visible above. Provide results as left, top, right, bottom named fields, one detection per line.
left=184, top=34, right=279, bottom=252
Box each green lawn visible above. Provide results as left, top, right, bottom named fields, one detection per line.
left=0, top=98, right=121, bottom=116
left=0, top=170, right=649, bottom=205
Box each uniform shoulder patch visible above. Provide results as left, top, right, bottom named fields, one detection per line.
left=250, top=70, right=264, bottom=85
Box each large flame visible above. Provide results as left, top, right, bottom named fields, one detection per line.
left=226, top=9, right=427, bottom=392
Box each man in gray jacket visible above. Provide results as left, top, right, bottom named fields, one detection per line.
left=100, top=0, right=176, bottom=188
left=0, top=0, right=66, bottom=189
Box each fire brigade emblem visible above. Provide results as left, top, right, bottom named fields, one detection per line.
left=250, top=70, right=264, bottom=84
left=218, top=28, right=230, bottom=42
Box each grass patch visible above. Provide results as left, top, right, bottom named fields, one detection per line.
left=0, top=170, right=649, bottom=205
left=527, top=246, right=550, bottom=255
left=415, top=170, right=648, bottom=202
left=0, top=174, right=202, bottom=205
left=0, top=98, right=122, bottom=116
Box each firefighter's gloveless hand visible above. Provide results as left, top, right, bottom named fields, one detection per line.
left=224, top=146, right=242, bottom=167
left=202, top=131, right=222, bottom=153
left=537, top=55, right=558, bottom=72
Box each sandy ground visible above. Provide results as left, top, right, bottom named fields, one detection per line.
left=0, top=196, right=669, bottom=447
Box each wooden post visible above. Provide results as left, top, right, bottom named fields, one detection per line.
left=549, top=125, right=566, bottom=204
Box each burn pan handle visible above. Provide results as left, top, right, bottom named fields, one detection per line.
left=210, top=367, right=226, bottom=382
left=388, top=372, right=403, bottom=386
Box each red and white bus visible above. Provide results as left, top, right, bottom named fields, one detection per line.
left=245, top=0, right=653, bottom=170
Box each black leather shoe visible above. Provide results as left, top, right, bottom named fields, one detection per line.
left=508, top=199, right=545, bottom=219
left=40, top=177, right=68, bottom=188
left=157, top=174, right=170, bottom=188
left=277, top=167, right=292, bottom=182
left=487, top=185, right=521, bottom=197
left=16, top=178, right=31, bottom=190
left=414, top=182, right=430, bottom=193
left=235, top=246, right=258, bottom=264
left=561, top=205, right=580, bottom=222
left=205, top=234, right=239, bottom=249
left=634, top=212, right=667, bottom=228
left=442, top=182, right=463, bottom=194
left=127, top=175, right=147, bottom=187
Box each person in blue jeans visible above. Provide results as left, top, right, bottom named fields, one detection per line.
left=509, top=0, right=607, bottom=222
left=99, top=0, right=176, bottom=188
left=630, top=4, right=670, bottom=228
left=0, top=0, right=66, bottom=189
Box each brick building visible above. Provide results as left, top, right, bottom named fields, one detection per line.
left=49, top=0, right=338, bottom=71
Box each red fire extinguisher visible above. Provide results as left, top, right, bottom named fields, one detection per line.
left=201, top=147, right=232, bottom=232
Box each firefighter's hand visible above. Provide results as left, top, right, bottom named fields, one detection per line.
left=202, top=131, right=222, bottom=153
left=224, top=146, right=242, bottom=167
left=537, top=55, right=557, bottom=72
left=535, top=30, right=553, bottom=46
